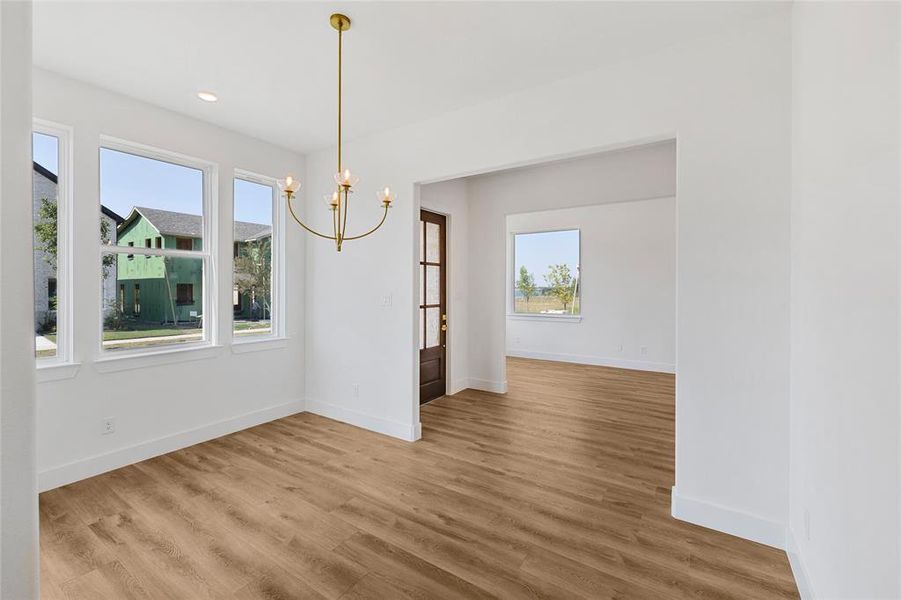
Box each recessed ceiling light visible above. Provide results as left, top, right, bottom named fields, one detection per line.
left=196, top=91, right=218, bottom=102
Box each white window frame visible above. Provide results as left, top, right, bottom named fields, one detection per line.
left=33, top=119, right=75, bottom=373
left=96, top=136, right=219, bottom=361
left=231, top=169, right=286, bottom=348
left=509, top=227, right=582, bottom=321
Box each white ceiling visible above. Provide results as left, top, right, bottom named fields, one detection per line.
left=33, top=1, right=783, bottom=154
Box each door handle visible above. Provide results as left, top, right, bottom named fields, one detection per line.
left=440, top=324, right=447, bottom=331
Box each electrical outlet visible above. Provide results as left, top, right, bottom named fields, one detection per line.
left=804, top=508, right=811, bottom=541
left=617, top=344, right=624, bottom=353
left=352, top=383, right=360, bottom=399
left=102, top=418, right=115, bottom=435
left=640, top=346, right=648, bottom=355
left=380, top=294, right=392, bottom=308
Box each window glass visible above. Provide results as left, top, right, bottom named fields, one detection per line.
left=99, top=143, right=209, bottom=354
left=513, top=230, right=581, bottom=315
left=32, top=132, right=60, bottom=359
left=233, top=178, right=274, bottom=338
left=102, top=253, right=205, bottom=351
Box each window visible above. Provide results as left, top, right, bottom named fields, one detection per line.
left=176, top=283, right=194, bottom=305
left=99, top=140, right=214, bottom=354
left=232, top=173, right=279, bottom=340
left=47, top=278, right=57, bottom=310
left=133, top=284, right=141, bottom=316
left=512, top=229, right=580, bottom=315
left=32, top=122, right=71, bottom=363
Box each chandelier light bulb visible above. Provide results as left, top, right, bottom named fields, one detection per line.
left=279, top=176, right=301, bottom=195
left=323, top=191, right=340, bottom=209
left=377, top=187, right=395, bottom=206
left=334, top=169, right=359, bottom=188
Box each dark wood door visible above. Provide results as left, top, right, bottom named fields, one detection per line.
left=419, top=210, right=446, bottom=404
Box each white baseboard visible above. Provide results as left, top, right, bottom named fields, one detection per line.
left=671, top=487, right=785, bottom=549
left=786, top=527, right=815, bottom=599
left=38, top=399, right=305, bottom=492
left=467, top=378, right=508, bottom=394
left=506, top=349, right=675, bottom=374
left=306, top=398, right=421, bottom=442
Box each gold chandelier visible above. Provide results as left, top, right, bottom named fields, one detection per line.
left=279, top=13, right=394, bottom=252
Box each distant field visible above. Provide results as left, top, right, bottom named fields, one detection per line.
left=514, top=295, right=580, bottom=315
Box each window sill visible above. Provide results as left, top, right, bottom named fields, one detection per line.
left=506, top=313, right=582, bottom=323
left=231, top=336, right=288, bottom=354
left=94, top=343, right=223, bottom=373
left=36, top=361, right=81, bottom=383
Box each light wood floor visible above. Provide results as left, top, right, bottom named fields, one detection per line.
left=40, top=357, right=798, bottom=599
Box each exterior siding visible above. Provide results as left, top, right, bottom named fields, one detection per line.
left=116, top=215, right=203, bottom=324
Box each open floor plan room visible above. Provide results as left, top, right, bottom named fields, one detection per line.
left=1, top=1, right=898, bottom=598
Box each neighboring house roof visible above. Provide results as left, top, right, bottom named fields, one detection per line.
left=33, top=161, right=124, bottom=224
left=119, top=206, right=270, bottom=241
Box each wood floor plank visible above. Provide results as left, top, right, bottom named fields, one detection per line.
left=41, top=357, right=798, bottom=599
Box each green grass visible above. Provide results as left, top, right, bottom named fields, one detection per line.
left=514, top=295, right=580, bottom=315
left=102, top=327, right=201, bottom=341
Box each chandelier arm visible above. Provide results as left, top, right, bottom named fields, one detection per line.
left=342, top=204, right=390, bottom=241
left=287, top=194, right=336, bottom=241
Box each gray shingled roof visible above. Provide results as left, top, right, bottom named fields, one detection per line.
left=122, top=207, right=270, bottom=241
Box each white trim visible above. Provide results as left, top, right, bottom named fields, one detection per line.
left=467, top=378, right=508, bottom=394
left=306, top=398, right=421, bottom=442
left=33, top=119, right=74, bottom=366
left=93, top=343, right=222, bottom=373
left=670, top=487, right=785, bottom=549
left=232, top=169, right=285, bottom=342
left=506, top=313, right=582, bottom=322
left=786, top=528, right=815, bottom=600
left=448, top=378, right=469, bottom=395
left=506, top=349, right=675, bottom=374
left=231, top=336, right=288, bottom=353
left=97, top=136, right=219, bottom=357
left=35, top=361, right=80, bottom=383
left=38, top=398, right=304, bottom=492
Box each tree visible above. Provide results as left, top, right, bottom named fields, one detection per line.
left=516, top=265, right=536, bottom=306
left=34, top=196, right=115, bottom=277
left=33, top=197, right=58, bottom=268
left=234, top=237, right=272, bottom=320
left=545, top=264, right=576, bottom=311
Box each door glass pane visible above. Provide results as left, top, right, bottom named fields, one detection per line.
left=425, top=307, right=440, bottom=348
left=419, top=264, right=425, bottom=306
left=102, top=252, right=204, bottom=351
left=426, top=222, right=440, bottom=262
left=426, top=265, right=440, bottom=305
left=33, top=132, right=59, bottom=359
left=419, top=308, right=425, bottom=349
left=420, top=220, right=425, bottom=262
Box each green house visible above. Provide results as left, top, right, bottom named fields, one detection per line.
left=116, top=207, right=270, bottom=324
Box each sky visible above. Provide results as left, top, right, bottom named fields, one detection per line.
left=33, top=140, right=273, bottom=226
left=33, top=132, right=58, bottom=175
left=514, top=229, right=579, bottom=286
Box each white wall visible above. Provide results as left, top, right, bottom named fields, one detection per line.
left=505, top=197, right=676, bottom=373
left=305, top=11, right=792, bottom=545
left=0, top=2, right=39, bottom=597
left=32, top=70, right=307, bottom=490
left=420, top=178, right=470, bottom=394
left=789, top=3, right=900, bottom=598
